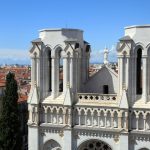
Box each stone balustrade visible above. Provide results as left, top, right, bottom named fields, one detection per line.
left=78, top=93, right=117, bottom=102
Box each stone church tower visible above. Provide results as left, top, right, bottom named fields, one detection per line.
left=28, top=26, right=150, bottom=150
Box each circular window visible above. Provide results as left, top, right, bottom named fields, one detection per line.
left=78, top=139, right=112, bottom=150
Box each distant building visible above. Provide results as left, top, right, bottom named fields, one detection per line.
left=28, top=26, right=150, bottom=150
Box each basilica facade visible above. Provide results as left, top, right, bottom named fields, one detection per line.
left=28, top=25, right=150, bottom=150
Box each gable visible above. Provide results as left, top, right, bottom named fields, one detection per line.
left=84, top=66, right=118, bottom=94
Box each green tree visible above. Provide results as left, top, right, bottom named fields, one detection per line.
left=0, top=72, right=22, bottom=150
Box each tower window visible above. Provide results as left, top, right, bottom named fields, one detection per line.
left=136, top=48, right=142, bottom=94
left=59, top=51, right=63, bottom=92
left=48, top=50, right=52, bottom=91
left=75, top=43, right=79, bottom=49
left=103, top=85, right=109, bottom=94
left=86, top=45, right=90, bottom=52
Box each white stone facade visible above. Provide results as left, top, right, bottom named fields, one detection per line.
left=28, top=26, right=150, bottom=150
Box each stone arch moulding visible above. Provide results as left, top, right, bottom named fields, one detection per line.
left=52, top=44, right=65, bottom=58
left=134, top=42, right=145, bottom=55
left=77, top=139, right=112, bottom=150
left=43, top=139, right=62, bottom=150
left=139, top=148, right=150, bottom=150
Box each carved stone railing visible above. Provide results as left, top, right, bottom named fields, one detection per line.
left=77, top=93, right=117, bottom=102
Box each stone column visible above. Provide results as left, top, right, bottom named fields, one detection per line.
left=44, top=108, right=48, bottom=123
left=142, top=56, right=147, bottom=102
left=125, top=112, right=128, bottom=130
left=56, top=109, right=59, bottom=124
left=51, top=110, right=53, bottom=123
left=132, top=56, right=136, bottom=102
left=36, top=57, right=40, bottom=87
left=63, top=57, right=68, bottom=94
left=52, top=58, right=57, bottom=98
left=104, top=112, right=107, bottom=128
left=85, top=112, right=87, bottom=126
left=98, top=112, right=100, bottom=127
left=136, top=115, right=139, bottom=130
left=111, top=113, right=114, bottom=128
left=91, top=112, right=94, bottom=127
left=118, top=113, right=122, bottom=129
left=70, top=57, right=73, bottom=89
left=63, top=109, right=66, bottom=125
left=126, top=56, right=129, bottom=90
left=118, top=56, right=123, bottom=95
left=68, top=109, right=72, bottom=126
left=78, top=111, right=81, bottom=126
left=77, top=57, right=81, bottom=91
left=31, top=56, right=36, bottom=87
left=144, top=115, right=146, bottom=131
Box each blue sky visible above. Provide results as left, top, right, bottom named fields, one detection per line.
left=0, top=0, right=150, bottom=64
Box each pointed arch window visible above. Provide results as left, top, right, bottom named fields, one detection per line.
left=59, top=50, right=63, bottom=92
left=136, top=48, right=142, bottom=94
left=48, top=50, right=52, bottom=91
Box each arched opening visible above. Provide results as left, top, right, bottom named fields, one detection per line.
left=87, top=110, right=92, bottom=126
left=59, top=50, right=63, bottom=92
left=40, top=107, right=45, bottom=123
left=138, top=113, right=144, bottom=130
left=80, top=109, right=85, bottom=125
left=146, top=113, right=150, bottom=130
left=75, top=43, right=80, bottom=49
left=93, top=110, right=98, bottom=126
left=47, top=108, right=51, bottom=123
left=136, top=48, right=142, bottom=94
left=58, top=108, right=63, bottom=124
left=48, top=50, right=52, bottom=91
left=121, top=112, right=126, bottom=128
left=131, top=112, right=136, bottom=129
left=75, top=109, right=79, bottom=125
left=100, top=111, right=105, bottom=127
left=43, top=139, right=61, bottom=150
left=106, top=111, right=111, bottom=127
left=43, top=47, right=52, bottom=95
left=78, top=139, right=112, bottom=150
left=52, top=108, right=57, bottom=124
left=113, top=111, right=118, bottom=128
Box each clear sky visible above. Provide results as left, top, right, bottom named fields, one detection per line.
left=0, top=0, right=150, bottom=64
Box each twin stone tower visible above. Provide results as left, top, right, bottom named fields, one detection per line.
left=28, top=26, right=150, bottom=150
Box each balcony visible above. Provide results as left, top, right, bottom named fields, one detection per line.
left=77, top=93, right=118, bottom=106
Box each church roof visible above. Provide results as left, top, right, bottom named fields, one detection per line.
left=31, top=38, right=42, bottom=43
left=119, top=36, right=132, bottom=41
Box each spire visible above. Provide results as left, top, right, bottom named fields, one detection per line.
left=64, top=83, right=72, bottom=106
left=119, top=89, right=129, bottom=109
left=104, top=47, right=109, bottom=65
left=28, top=82, right=39, bottom=104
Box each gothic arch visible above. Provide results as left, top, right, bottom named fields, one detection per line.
left=134, top=43, right=144, bottom=51
left=53, top=45, right=64, bottom=58
left=43, top=46, right=52, bottom=93
left=77, top=139, right=112, bottom=150
left=139, top=148, right=149, bottom=150
left=135, top=47, right=143, bottom=94
left=43, top=139, right=61, bottom=150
